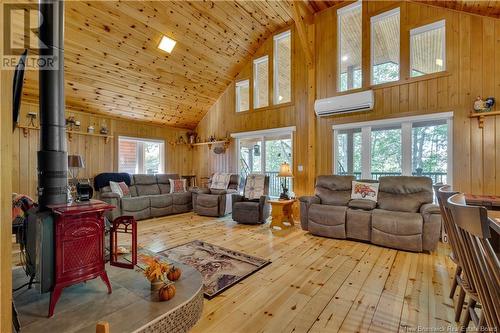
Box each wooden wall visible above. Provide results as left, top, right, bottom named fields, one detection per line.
left=195, top=1, right=500, bottom=196
left=13, top=103, right=193, bottom=199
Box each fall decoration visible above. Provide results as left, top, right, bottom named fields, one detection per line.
left=143, top=257, right=169, bottom=283
left=167, top=266, right=182, bottom=281
left=159, top=283, right=176, bottom=301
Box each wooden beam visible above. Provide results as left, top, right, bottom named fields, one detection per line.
left=291, top=2, right=314, bottom=68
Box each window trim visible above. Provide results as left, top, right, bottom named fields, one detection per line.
left=370, top=7, right=401, bottom=85
left=332, top=112, right=453, bottom=183
left=337, top=1, right=362, bottom=92
left=253, top=55, right=269, bottom=109
left=273, top=30, right=292, bottom=105
left=410, top=19, right=446, bottom=78
left=235, top=79, right=250, bottom=113
left=118, top=136, right=165, bottom=174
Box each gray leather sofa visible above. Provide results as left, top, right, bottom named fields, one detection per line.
left=97, top=174, right=192, bottom=221
left=300, top=175, right=442, bottom=252
left=191, top=174, right=240, bottom=217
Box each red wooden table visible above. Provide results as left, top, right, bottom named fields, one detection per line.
left=47, top=200, right=114, bottom=317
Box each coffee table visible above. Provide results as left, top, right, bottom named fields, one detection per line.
left=269, top=199, right=296, bottom=229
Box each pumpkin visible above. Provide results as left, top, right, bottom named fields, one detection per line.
left=167, top=266, right=182, bottom=281
left=158, top=283, right=176, bottom=301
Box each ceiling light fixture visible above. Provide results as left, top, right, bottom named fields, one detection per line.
left=158, top=36, right=177, bottom=53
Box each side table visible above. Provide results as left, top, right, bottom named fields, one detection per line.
left=269, top=199, right=296, bottom=229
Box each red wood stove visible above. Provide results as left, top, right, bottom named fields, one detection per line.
left=47, top=200, right=114, bottom=317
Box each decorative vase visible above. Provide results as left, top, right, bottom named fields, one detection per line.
left=150, top=278, right=163, bottom=291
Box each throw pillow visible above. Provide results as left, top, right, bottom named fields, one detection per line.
left=210, top=173, right=231, bottom=190
left=169, top=179, right=187, bottom=193
left=351, top=181, right=379, bottom=202
left=117, top=181, right=130, bottom=197
left=244, top=174, right=266, bottom=200
left=109, top=181, right=124, bottom=198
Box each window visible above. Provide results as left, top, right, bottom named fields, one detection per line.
left=371, top=8, right=400, bottom=85
left=233, top=127, right=295, bottom=198
left=334, top=113, right=452, bottom=184
left=273, top=30, right=291, bottom=104
left=338, top=1, right=362, bottom=92
left=410, top=20, right=446, bottom=77
left=118, top=136, right=165, bottom=174
left=236, top=80, right=250, bottom=112
left=253, top=56, right=269, bottom=108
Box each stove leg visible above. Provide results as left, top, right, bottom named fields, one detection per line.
left=48, top=285, right=63, bottom=317
left=100, top=271, right=112, bottom=294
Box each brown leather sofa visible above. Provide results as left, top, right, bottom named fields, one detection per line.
left=191, top=174, right=240, bottom=217
left=299, top=175, right=442, bottom=252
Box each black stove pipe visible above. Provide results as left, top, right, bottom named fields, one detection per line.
left=37, top=0, right=67, bottom=208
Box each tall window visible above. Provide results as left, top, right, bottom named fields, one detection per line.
left=338, top=1, right=362, bottom=92
left=371, top=8, right=400, bottom=85
left=235, top=80, right=250, bottom=112
left=253, top=56, right=269, bottom=108
left=233, top=127, right=294, bottom=198
left=273, top=30, right=291, bottom=104
left=334, top=113, right=452, bottom=184
left=118, top=136, right=165, bottom=174
left=410, top=20, right=446, bottom=77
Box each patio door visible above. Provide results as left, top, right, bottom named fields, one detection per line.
left=233, top=127, right=294, bottom=198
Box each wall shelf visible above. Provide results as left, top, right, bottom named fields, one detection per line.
left=16, top=125, right=113, bottom=143
left=191, top=140, right=230, bottom=150
left=469, top=111, right=500, bottom=129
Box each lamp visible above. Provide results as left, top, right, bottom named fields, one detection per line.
left=67, top=155, right=84, bottom=182
left=278, top=162, right=293, bottom=200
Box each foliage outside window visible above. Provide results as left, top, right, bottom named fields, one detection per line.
left=235, top=80, right=250, bottom=112
left=334, top=115, right=451, bottom=184
left=118, top=137, right=164, bottom=174
left=253, top=56, right=269, bottom=108
left=273, top=30, right=291, bottom=104
left=371, top=8, right=400, bottom=85
left=410, top=20, right=446, bottom=77
left=338, top=1, right=362, bottom=92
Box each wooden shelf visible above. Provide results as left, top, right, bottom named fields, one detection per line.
left=17, top=125, right=113, bottom=143
left=191, top=140, right=230, bottom=150
left=469, top=111, right=500, bottom=128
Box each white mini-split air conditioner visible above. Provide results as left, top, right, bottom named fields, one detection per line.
left=314, top=90, right=374, bottom=117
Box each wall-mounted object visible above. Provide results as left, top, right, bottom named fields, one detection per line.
left=186, top=131, right=197, bottom=144
left=87, top=124, right=95, bottom=134
left=100, top=120, right=109, bottom=135
left=473, top=96, right=495, bottom=113
left=314, top=90, right=374, bottom=117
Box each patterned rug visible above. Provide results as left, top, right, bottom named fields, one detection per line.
left=158, top=240, right=271, bottom=299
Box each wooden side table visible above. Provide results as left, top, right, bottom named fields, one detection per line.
left=269, top=199, right=296, bottom=229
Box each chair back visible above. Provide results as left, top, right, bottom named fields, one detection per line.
left=436, top=186, right=462, bottom=262
left=243, top=174, right=269, bottom=199
left=447, top=193, right=500, bottom=329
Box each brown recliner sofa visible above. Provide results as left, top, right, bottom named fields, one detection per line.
left=299, top=175, right=442, bottom=252
left=191, top=174, right=240, bottom=217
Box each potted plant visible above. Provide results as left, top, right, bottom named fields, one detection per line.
left=143, top=257, right=169, bottom=290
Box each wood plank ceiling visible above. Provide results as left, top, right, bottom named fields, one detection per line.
left=21, top=1, right=293, bottom=129
left=18, top=0, right=500, bottom=129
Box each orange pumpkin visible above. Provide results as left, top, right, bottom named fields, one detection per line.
left=167, top=266, right=182, bottom=281
left=159, top=283, right=176, bottom=301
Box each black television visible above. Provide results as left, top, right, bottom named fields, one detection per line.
left=12, top=49, right=28, bottom=131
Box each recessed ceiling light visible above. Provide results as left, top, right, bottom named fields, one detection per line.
left=158, top=36, right=176, bottom=53
left=341, top=55, right=348, bottom=62
left=436, top=58, right=443, bottom=67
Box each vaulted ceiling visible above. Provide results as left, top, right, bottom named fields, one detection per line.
left=18, top=0, right=500, bottom=129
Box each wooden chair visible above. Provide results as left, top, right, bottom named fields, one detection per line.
left=435, top=185, right=466, bottom=322
left=447, top=194, right=500, bottom=331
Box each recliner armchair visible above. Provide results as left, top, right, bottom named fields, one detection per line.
left=232, top=175, right=271, bottom=224
left=192, top=174, right=240, bottom=217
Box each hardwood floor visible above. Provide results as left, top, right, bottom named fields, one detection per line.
left=137, top=212, right=458, bottom=333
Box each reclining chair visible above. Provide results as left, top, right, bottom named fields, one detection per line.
left=232, top=174, right=270, bottom=224
left=192, top=173, right=239, bottom=217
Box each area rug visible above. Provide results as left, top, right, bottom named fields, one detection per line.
left=158, top=240, right=271, bottom=299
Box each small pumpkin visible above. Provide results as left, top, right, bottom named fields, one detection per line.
left=167, top=266, right=182, bottom=281
left=159, top=283, right=176, bottom=301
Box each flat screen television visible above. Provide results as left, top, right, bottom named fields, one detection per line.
left=12, top=49, right=28, bottom=131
